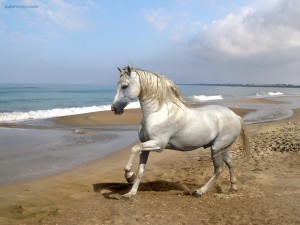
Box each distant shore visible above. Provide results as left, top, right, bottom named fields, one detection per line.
left=179, top=83, right=300, bottom=88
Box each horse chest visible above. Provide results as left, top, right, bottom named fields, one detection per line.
left=138, top=120, right=173, bottom=143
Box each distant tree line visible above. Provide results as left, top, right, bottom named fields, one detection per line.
left=178, top=83, right=300, bottom=88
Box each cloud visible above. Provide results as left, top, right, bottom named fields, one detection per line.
left=21, top=0, right=92, bottom=31
left=0, top=0, right=101, bottom=43
left=143, top=5, right=211, bottom=44
left=189, top=0, right=300, bottom=60
left=143, top=8, right=171, bottom=31
left=143, top=7, right=197, bottom=44
left=145, top=0, right=300, bottom=84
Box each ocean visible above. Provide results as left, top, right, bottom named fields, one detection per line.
left=1, top=83, right=300, bottom=123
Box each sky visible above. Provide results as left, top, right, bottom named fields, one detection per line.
left=1, top=0, right=300, bottom=85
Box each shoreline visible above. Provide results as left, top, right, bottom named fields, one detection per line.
left=0, top=98, right=299, bottom=224
left=0, top=106, right=254, bottom=187
left=55, top=107, right=254, bottom=127
left=55, top=97, right=291, bottom=127
left=0, top=97, right=295, bottom=187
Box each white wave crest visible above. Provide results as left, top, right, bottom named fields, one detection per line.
left=192, top=95, right=223, bottom=102
left=268, top=92, right=284, bottom=96
left=256, top=92, right=284, bottom=97
left=0, top=101, right=140, bottom=123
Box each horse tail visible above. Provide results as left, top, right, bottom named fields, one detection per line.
left=239, top=116, right=250, bottom=160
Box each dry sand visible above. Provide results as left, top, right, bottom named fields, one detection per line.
left=0, top=101, right=299, bottom=225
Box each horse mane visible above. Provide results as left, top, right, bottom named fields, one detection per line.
left=131, top=67, right=185, bottom=109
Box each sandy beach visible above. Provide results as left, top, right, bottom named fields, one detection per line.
left=0, top=99, right=299, bottom=225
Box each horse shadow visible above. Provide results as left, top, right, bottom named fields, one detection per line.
left=93, top=180, right=197, bottom=200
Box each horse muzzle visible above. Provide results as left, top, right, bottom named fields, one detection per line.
left=111, top=104, right=124, bottom=115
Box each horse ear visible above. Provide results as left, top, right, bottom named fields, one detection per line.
left=117, top=67, right=122, bottom=73
left=127, top=66, right=131, bottom=74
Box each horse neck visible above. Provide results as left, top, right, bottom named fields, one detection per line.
left=138, top=97, right=160, bottom=116
left=138, top=96, right=186, bottom=118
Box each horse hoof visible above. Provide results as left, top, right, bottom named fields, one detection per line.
left=121, top=195, right=130, bottom=201
left=121, top=193, right=133, bottom=201
left=125, top=175, right=135, bottom=184
left=192, top=190, right=204, bottom=197
left=229, top=187, right=238, bottom=193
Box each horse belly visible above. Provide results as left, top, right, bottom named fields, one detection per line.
left=167, top=129, right=215, bottom=151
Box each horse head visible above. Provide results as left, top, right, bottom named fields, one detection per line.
left=111, top=66, right=141, bottom=115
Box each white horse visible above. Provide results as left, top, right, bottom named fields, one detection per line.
left=111, top=66, right=250, bottom=199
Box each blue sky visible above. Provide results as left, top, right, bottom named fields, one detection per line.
left=1, top=0, right=300, bottom=84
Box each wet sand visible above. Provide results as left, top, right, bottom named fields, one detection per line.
left=0, top=127, right=137, bottom=185
left=0, top=98, right=299, bottom=225
left=56, top=108, right=143, bottom=126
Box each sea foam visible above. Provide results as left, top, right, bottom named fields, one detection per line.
left=192, top=95, right=223, bottom=102
left=256, top=92, right=284, bottom=97
left=0, top=102, right=140, bottom=123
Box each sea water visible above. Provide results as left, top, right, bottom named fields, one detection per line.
left=1, top=83, right=300, bottom=123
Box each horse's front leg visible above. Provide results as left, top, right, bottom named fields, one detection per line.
left=122, top=151, right=150, bottom=199
left=124, top=125, right=145, bottom=183
left=122, top=140, right=162, bottom=199
left=124, top=148, right=139, bottom=184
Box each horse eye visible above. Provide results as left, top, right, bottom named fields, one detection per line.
left=121, top=84, right=128, bottom=90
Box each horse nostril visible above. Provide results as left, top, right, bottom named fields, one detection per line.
left=111, top=105, right=116, bottom=113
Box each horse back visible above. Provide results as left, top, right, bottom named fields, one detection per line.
left=191, top=105, right=242, bottom=132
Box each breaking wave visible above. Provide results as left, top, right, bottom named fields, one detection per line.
left=192, top=95, right=223, bottom=102
left=0, top=102, right=140, bottom=123
left=256, top=92, right=284, bottom=97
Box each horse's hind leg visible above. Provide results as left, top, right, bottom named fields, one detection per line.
left=223, top=151, right=237, bottom=192
left=193, top=148, right=225, bottom=196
